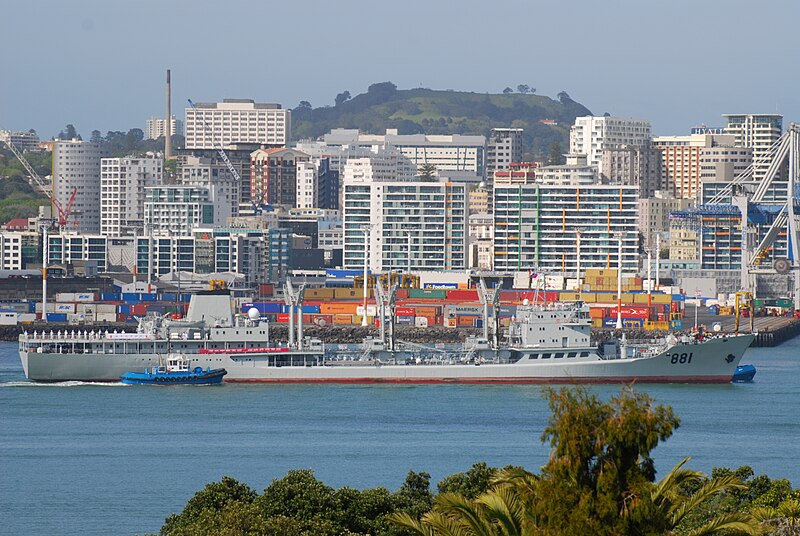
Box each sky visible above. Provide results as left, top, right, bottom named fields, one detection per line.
left=1, top=0, right=798, bottom=139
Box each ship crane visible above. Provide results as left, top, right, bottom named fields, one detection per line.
left=186, top=99, right=263, bottom=214
left=1, top=137, right=79, bottom=229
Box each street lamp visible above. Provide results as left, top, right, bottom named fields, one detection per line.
left=615, top=232, right=624, bottom=330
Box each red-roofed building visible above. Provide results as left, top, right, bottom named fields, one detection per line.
left=3, top=218, right=30, bottom=231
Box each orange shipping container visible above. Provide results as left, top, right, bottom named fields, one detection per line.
left=413, top=306, right=441, bottom=317
left=333, top=314, right=354, bottom=324
left=320, top=302, right=360, bottom=315
left=457, top=315, right=478, bottom=326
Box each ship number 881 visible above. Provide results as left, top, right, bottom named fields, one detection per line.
left=670, top=352, right=693, bottom=364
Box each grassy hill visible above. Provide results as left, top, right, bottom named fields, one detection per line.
left=291, top=82, right=593, bottom=159
left=0, top=149, right=51, bottom=223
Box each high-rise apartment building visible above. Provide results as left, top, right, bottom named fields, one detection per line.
left=723, top=114, right=782, bottom=181
left=145, top=115, right=184, bottom=140
left=485, top=128, right=523, bottom=206
left=652, top=133, right=739, bottom=200
left=249, top=148, right=310, bottom=208
left=569, top=116, right=651, bottom=176
left=185, top=99, right=291, bottom=150
left=343, top=177, right=467, bottom=272
left=600, top=145, right=662, bottom=198
left=493, top=182, right=639, bottom=274
left=324, top=129, right=485, bottom=181
left=179, top=155, right=240, bottom=222
left=100, top=156, right=162, bottom=236
left=144, top=186, right=216, bottom=235
left=53, top=140, right=109, bottom=233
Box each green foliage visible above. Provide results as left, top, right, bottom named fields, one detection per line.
left=291, top=82, right=592, bottom=160
left=0, top=176, right=49, bottom=223
left=160, top=388, right=789, bottom=536
left=417, top=163, right=437, bottom=180
left=547, top=141, right=564, bottom=165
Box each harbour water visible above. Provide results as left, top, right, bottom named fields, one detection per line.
left=2, top=339, right=799, bottom=535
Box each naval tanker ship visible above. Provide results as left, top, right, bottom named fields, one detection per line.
left=18, top=290, right=755, bottom=384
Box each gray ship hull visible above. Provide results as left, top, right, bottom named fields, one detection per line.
left=19, top=334, right=755, bottom=384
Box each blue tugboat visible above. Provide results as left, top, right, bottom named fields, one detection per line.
left=121, top=354, right=227, bottom=385
left=732, top=364, right=756, bottom=382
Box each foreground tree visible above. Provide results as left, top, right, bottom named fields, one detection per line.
left=391, top=387, right=760, bottom=536
left=418, top=163, right=437, bottom=180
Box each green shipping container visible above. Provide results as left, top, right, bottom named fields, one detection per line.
left=408, top=289, right=448, bottom=299
left=776, top=298, right=793, bottom=308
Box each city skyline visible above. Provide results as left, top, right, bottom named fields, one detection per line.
left=1, top=0, right=798, bottom=138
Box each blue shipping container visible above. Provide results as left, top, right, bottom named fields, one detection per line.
left=179, top=294, right=192, bottom=303
left=326, top=269, right=363, bottom=279
left=101, top=292, right=120, bottom=302
left=122, top=293, right=140, bottom=303
left=117, top=305, right=131, bottom=314
left=672, top=294, right=685, bottom=301
left=140, top=293, right=158, bottom=302
left=46, top=313, right=67, bottom=322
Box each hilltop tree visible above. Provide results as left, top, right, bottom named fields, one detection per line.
left=335, top=90, right=351, bottom=106
left=297, top=100, right=312, bottom=109
left=56, top=124, right=80, bottom=140
left=517, top=84, right=530, bottom=94
left=90, top=130, right=103, bottom=143
left=557, top=91, right=572, bottom=104
left=502, top=87, right=513, bottom=94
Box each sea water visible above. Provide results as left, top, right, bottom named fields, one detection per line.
left=1, top=339, right=798, bottom=535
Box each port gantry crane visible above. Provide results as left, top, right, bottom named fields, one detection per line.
left=670, top=123, right=800, bottom=309
left=0, top=137, right=78, bottom=229
left=186, top=99, right=265, bottom=214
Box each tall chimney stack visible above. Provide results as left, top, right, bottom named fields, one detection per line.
left=165, top=69, right=172, bottom=160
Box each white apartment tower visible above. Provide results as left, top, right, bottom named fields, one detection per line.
left=145, top=115, right=184, bottom=140
left=53, top=140, right=108, bottom=233
left=723, top=114, right=782, bottom=181
left=100, top=156, right=163, bottom=236
left=343, top=177, right=468, bottom=272
left=296, top=161, right=318, bottom=209
left=184, top=99, right=290, bottom=149
left=486, top=128, right=524, bottom=177
left=569, top=116, right=651, bottom=176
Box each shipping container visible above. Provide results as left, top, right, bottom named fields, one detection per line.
left=414, top=316, right=429, bottom=327
left=131, top=304, right=148, bottom=316
left=56, top=293, right=75, bottom=302
left=335, top=288, right=370, bottom=300
left=446, top=289, right=479, bottom=301
left=305, top=288, right=336, bottom=300
left=396, top=315, right=415, bottom=325
left=395, top=307, right=415, bottom=317
left=457, top=315, right=479, bottom=326
left=412, top=305, right=441, bottom=317
left=320, top=302, right=359, bottom=315
left=311, top=314, right=333, bottom=326
left=445, top=304, right=483, bottom=316
left=122, top=293, right=141, bottom=303
left=96, top=312, right=117, bottom=323
left=330, top=313, right=351, bottom=325
left=74, top=293, right=95, bottom=302
left=395, top=288, right=409, bottom=299
left=101, top=292, right=120, bottom=302
left=276, top=313, right=290, bottom=323
left=117, top=304, right=131, bottom=315
left=409, top=289, right=447, bottom=300
left=46, top=313, right=67, bottom=322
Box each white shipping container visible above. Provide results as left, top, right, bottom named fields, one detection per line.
left=54, top=303, right=75, bottom=313
left=96, top=312, right=117, bottom=323
left=0, top=311, right=17, bottom=325
left=67, top=313, right=86, bottom=324
left=56, top=293, right=75, bottom=302
left=565, top=279, right=580, bottom=291
left=414, top=316, right=429, bottom=327
left=356, top=305, right=378, bottom=317
left=545, top=276, right=565, bottom=290
left=77, top=303, right=95, bottom=314
left=19, top=313, right=36, bottom=323
left=97, top=304, right=117, bottom=314
left=74, top=293, right=94, bottom=302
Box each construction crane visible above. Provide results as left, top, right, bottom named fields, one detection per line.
left=0, top=137, right=78, bottom=229
left=186, top=99, right=262, bottom=214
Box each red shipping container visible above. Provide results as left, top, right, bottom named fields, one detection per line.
left=446, top=289, right=479, bottom=301
left=395, top=307, right=415, bottom=316
left=500, top=290, right=521, bottom=303
left=276, top=313, right=290, bottom=323
left=311, top=314, right=333, bottom=326
left=302, top=314, right=313, bottom=324
left=618, top=306, right=651, bottom=318
left=116, top=313, right=127, bottom=323
left=131, top=304, right=147, bottom=316
left=395, top=289, right=409, bottom=299
left=425, top=315, right=439, bottom=326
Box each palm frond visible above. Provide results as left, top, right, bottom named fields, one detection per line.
left=386, top=511, right=437, bottom=536
left=669, top=474, right=746, bottom=526
left=681, top=512, right=761, bottom=536
left=435, top=493, right=495, bottom=536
